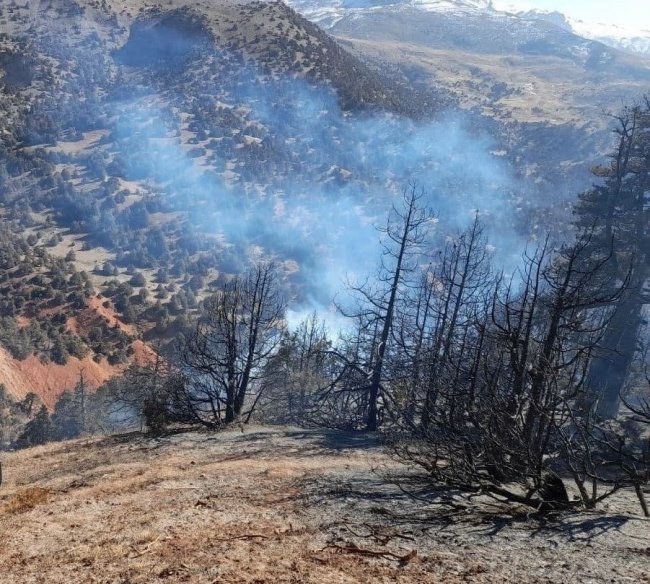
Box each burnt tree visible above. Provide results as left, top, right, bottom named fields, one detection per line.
left=335, top=185, right=434, bottom=431
left=181, top=263, right=285, bottom=427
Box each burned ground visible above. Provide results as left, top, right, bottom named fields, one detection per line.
left=0, top=426, right=647, bottom=583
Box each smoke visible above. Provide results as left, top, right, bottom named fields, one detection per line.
left=31, top=11, right=535, bottom=328
left=107, top=57, right=524, bottom=297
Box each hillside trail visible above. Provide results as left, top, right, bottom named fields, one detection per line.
left=0, top=426, right=647, bottom=583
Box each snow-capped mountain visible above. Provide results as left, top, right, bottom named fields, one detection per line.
left=288, top=0, right=650, bottom=57
left=287, top=0, right=495, bottom=28
left=565, top=23, right=650, bottom=58
left=496, top=5, right=650, bottom=57
left=603, top=36, right=650, bottom=56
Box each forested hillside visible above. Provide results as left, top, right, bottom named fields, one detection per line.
left=0, top=0, right=515, bottom=403
left=0, top=0, right=428, bottom=391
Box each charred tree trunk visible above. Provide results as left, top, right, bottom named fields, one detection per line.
left=365, top=198, right=415, bottom=431
left=588, top=294, right=644, bottom=418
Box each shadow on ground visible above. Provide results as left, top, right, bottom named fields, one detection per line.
left=283, top=428, right=382, bottom=451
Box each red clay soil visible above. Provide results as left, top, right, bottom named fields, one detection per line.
left=14, top=315, right=30, bottom=328
left=0, top=347, right=122, bottom=408
left=0, top=298, right=156, bottom=408
left=66, top=296, right=137, bottom=337
left=86, top=296, right=137, bottom=335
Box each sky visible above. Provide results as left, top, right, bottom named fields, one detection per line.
left=492, top=0, right=650, bottom=34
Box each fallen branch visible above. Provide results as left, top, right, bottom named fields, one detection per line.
left=213, top=534, right=270, bottom=542
left=335, top=521, right=416, bottom=545
left=320, top=541, right=417, bottom=564
left=130, top=535, right=165, bottom=558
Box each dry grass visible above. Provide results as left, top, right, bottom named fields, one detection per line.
left=3, top=486, right=51, bottom=515
left=337, top=35, right=650, bottom=126
left=0, top=426, right=647, bottom=583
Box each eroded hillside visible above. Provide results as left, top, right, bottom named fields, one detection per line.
left=0, top=226, right=153, bottom=407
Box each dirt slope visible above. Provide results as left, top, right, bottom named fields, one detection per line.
left=0, top=426, right=647, bottom=583
left=0, top=337, right=154, bottom=409
left=0, top=347, right=119, bottom=408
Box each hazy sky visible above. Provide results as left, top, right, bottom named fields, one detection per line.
left=492, top=1, right=650, bottom=33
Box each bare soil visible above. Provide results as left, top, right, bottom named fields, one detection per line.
left=0, top=346, right=120, bottom=408
left=0, top=426, right=648, bottom=583
left=0, top=293, right=155, bottom=408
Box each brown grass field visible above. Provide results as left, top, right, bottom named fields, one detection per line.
left=0, top=426, right=648, bottom=583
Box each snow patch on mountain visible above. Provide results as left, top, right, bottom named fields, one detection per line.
left=288, top=0, right=496, bottom=27
left=495, top=4, right=650, bottom=56
left=288, top=0, right=650, bottom=57
left=567, top=19, right=650, bottom=57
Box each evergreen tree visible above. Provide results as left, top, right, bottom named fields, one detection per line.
left=574, top=101, right=650, bottom=417
left=14, top=406, right=51, bottom=449
left=50, top=374, right=87, bottom=440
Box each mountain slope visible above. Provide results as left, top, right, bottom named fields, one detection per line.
left=286, top=0, right=650, bottom=238
left=290, top=0, right=650, bottom=124
left=0, top=0, right=644, bottom=406
left=0, top=0, right=444, bottom=404
left=0, top=225, right=155, bottom=406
